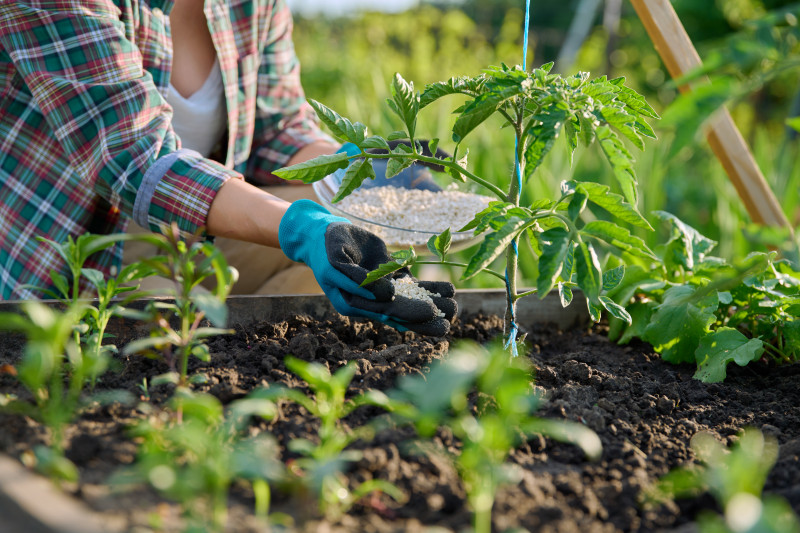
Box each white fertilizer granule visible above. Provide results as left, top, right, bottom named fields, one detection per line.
left=391, top=277, right=445, bottom=318
left=334, top=185, right=493, bottom=246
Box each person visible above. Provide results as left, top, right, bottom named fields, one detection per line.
left=0, top=0, right=457, bottom=336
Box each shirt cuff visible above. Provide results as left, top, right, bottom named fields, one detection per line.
left=134, top=148, right=239, bottom=235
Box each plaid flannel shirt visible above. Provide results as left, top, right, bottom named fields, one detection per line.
left=0, top=0, right=332, bottom=300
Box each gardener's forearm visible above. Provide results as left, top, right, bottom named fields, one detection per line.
left=205, top=141, right=338, bottom=246
left=206, top=178, right=290, bottom=248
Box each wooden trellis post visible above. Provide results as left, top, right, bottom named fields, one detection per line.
left=630, top=0, right=793, bottom=231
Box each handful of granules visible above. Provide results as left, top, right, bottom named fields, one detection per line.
left=391, top=277, right=446, bottom=318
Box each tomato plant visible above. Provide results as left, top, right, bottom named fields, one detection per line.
left=276, top=63, right=659, bottom=349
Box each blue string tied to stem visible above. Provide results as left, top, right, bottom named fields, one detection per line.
left=504, top=0, right=532, bottom=357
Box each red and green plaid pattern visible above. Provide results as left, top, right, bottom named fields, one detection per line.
left=0, top=0, right=330, bottom=299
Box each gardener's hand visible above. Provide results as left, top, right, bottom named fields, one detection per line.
left=279, top=200, right=457, bottom=336
left=334, top=140, right=450, bottom=192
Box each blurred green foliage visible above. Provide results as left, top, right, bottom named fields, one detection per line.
left=291, top=0, right=800, bottom=287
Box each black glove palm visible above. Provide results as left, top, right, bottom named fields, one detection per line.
left=279, top=200, right=457, bottom=336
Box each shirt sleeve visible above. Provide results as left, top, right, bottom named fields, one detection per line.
left=245, top=0, right=335, bottom=185
left=0, top=1, right=241, bottom=236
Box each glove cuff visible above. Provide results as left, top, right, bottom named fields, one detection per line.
left=337, top=142, right=362, bottom=157
left=278, top=200, right=350, bottom=263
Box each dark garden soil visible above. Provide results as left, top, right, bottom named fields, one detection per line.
left=1, top=309, right=800, bottom=533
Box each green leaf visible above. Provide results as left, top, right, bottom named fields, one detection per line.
left=595, top=125, right=638, bottom=205
left=122, top=335, right=174, bottom=355
left=273, top=153, right=349, bottom=183
left=453, top=85, right=520, bottom=143
left=581, top=220, right=658, bottom=260
left=602, top=265, right=626, bottom=291
left=80, top=268, right=106, bottom=290
left=693, top=328, right=765, bottom=383
left=389, top=73, right=419, bottom=139
left=361, top=247, right=416, bottom=287
left=644, top=285, right=718, bottom=363
left=558, top=282, right=573, bottom=307
left=613, top=301, right=654, bottom=344
left=308, top=99, right=367, bottom=144
left=574, top=241, right=602, bottom=303
left=427, top=229, right=452, bottom=261
left=564, top=118, right=578, bottom=166
left=420, top=76, right=484, bottom=108
left=49, top=270, right=70, bottom=299
left=191, top=291, right=228, bottom=328
left=387, top=131, right=409, bottom=141
left=614, top=83, right=660, bottom=120
left=462, top=218, right=529, bottom=280
left=332, top=158, right=375, bottom=203
left=360, top=136, right=390, bottom=150
left=600, top=295, right=632, bottom=324
left=385, top=143, right=415, bottom=178
left=599, top=106, right=644, bottom=150
left=787, top=117, right=800, bottom=133
left=654, top=211, right=718, bottom=271
left=567, top=191, right=587, bottom=222
left=575, top=181, right=652, bottom=230
left=578, top=113, right=596, bottom=146
left=524, top=103, right=569, bottom=179
left=536, top=227, right=571, bottom=298
left=587, top=299, right=603, bottom=322
left=458, top=202, right=530, bottom=234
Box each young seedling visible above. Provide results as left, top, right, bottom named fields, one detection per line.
left=253, top=356, right=405, bottom=521
left=275, top=64, right=659, bottom=350
left=29, top=233, right=152, bottom=388
left=122, top=224, right=238, bottom=389
left=0, top=302, right=87, bottom=483
left=644, top=428, right=800, bottom=533
left=117, top=389, right=283, bottom=532
left=368, top=340, right=601, bottom=533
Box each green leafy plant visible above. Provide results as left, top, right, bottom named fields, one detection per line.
left=29, top=233, right=151, bottom=388
left=253, top=356, right=405, bottom=521
left=122, top=224, right=237, bottom=389
left=368, top=340, right=602, bottom=533
left=662, top=4, right=800, bottom=157
left=118, top=389, right=282, bottom=532
left=275, top=64, right=659, bottom=348
left=644, top=428, right=800, bottom=533
left=0, top=302, right=87, bottom=482
left=608, top=211, right=800, bottom=382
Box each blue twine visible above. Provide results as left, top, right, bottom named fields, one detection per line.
left=504, top=0, right=532, bottom=357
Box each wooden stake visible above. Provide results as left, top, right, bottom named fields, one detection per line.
left=630, top=0, right=791, bottom=230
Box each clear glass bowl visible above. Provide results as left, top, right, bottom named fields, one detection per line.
left=312, top=170, right=486, bottom=254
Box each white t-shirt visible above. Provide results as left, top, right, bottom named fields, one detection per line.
left=166, top=58, right=227, bottom=157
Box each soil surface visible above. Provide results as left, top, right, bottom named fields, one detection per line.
left=1, top=310, right=800, bottom=533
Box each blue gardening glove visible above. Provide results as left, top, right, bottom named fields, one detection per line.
left=333, top=140, right=448, bottom=192
left=279, top=200, right=457, bottom=336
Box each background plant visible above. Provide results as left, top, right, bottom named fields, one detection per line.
left=122, top=224, right=237, bottom=389
left=366, top=340, right=602, bottom=533
left=0, top=302, right=88, bottom=482
left=253, top=356, right=405, bottom=521
left=28, top=233, right=150, bottom=388
left=607, top=211, right=800, bottom=382
left=644, top=427, right=800, bottom=533
left=276, top=63, right=659, bottom=348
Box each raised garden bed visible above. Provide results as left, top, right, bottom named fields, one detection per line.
left=1, top=290, right=799, bottom=532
